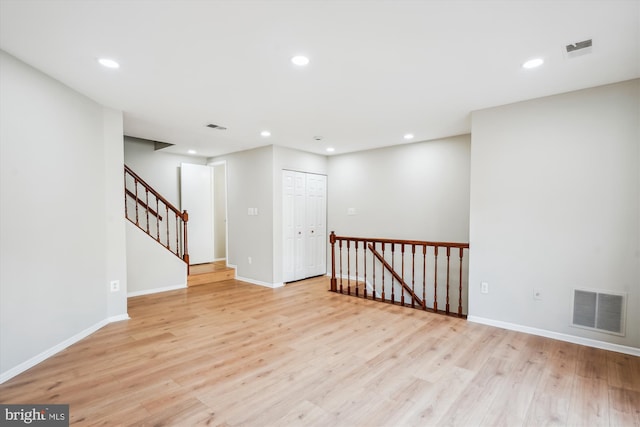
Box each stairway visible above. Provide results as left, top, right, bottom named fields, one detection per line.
left=188, top=261, right=235, bottom=287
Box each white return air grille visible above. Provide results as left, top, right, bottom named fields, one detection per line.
left=572, top=288, right=626, bottom=336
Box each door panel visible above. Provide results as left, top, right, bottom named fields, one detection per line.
left=305, top=174, right=327, bottom=277
left=181, top=163, right=214, bottom=265
left=283, top=170, right=326, bottom=282
left=282, top=171, right=295, bottom=282
left=293, top=172, right=306, bottom=280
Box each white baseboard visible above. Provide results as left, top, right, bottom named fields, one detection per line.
left=213, top=257, right=227, bottom=262
left=107, top=313, right=130, bottom=322
left=235, top=275, right=284, bottom=289
left=127, top=283, right=187, bottom=297
left=0, top=315, right=129, bottom=384
left=467, top=315, right=640, bottom=357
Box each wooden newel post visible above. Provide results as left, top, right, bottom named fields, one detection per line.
left=182, top=210, right=190, bottom=273
left=330, top=231, right=337, bottom=292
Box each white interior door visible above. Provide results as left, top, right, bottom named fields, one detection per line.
left=283, top=170, right=296, bottom=282
left=283, top=170, right=326, bottom=282
left=293, top=172, right=307, bottom=280
left=305, top=174, right=326, bottom=277
left=181, top=163, right=214, bottom=265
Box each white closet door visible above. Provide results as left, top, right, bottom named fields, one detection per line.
left=283, top=171, right=296, bottom=282
left=282, top=170, right=326, bottom=282
left=293, top=172, right=307, bottom=280
left=181, top=163, right=214, bottom=265
left=305, top=174, right=327, bottom=277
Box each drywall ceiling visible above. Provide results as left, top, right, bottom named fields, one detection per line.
left=1, top=0, right=638, bottom=157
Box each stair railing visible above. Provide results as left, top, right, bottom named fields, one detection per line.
left=330, top=231, right=469, bottom=317
left=124, top=165, right=189, bottom=266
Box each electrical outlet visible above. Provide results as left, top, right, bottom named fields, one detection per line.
left=110, top=280, right=120, bottom=292
left=248, top=256, right=252, bottom=265
left=481, top=282, right=489, bottom=294
left=533, top=288, right=542, bottom=300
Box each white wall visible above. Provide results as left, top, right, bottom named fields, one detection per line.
left=327, top=135, right=471, bottom=242
left=469, top=79, right=639, bottom=349
left=0, top=50, right=127, bottom=381
left=213, top=163, right=227, bottom=260
left=124, top=136, right=207, bottom=208
left=126, top=222, right=187, bottom=295
left=104, top=109, right=128, bottom=317
left=213, top=146, right=275, bottom=284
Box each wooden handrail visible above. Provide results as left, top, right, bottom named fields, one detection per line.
left=332, top=234, right=469, bottom=249
left=330, top=231, right=469, bottom=317
left=124, top=165, right=185, bottom=221
left=124, top=165, right=189, bottom=267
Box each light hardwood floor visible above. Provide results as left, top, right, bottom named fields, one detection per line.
left=1, top=276, right=639, bottom=426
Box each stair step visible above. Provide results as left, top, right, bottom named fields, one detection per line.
left=188, top=262, right=235, bottom=287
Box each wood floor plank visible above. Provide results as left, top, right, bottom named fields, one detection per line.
left=608, top=386, right=640, bottom=426
left=272, top=400, right=334, bottom=427
left=567, top=376, right=610, bottom=426
left=607, top=351, right=640, bottom=392
left=576, top=345, right=610, bottom=380
left=435, top=356, right=514, bottom=426
left=403, top=366, right=476, bottom=426
left=1, top=275, right=638, bottom=426
left=523, top=341, right=578, bottom=426
left=479, top=358, right=545, bottom=426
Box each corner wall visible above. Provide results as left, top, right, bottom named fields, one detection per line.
left=0, top=50, right=128, bottom=381
left=212, top=146, right=275, bottom=285
left=469, top=79, right=639, bottom=350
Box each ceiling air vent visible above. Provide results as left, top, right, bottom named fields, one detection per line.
left=564, top=39, right=593, bottom=59
left=206, top=123, right=227, bottom=130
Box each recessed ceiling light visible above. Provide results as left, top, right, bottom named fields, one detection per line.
left=260, top=130, right=271, bottom=137
left=188, top=149, right=197, bottom=155
left=291, top=55, right=310, bottom=66
left=522, top=58, right=544, bottom=69
left=98, top=58, right=120, bottom=69
left=404, top=133, right=414, bottom=140
left=326, top=147, right=335, bottom=152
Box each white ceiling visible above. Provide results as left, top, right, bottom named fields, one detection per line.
left=1, top=0, right=638, bottom=158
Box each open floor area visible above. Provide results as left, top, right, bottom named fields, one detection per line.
left=1, top=276, right=639, bottom=426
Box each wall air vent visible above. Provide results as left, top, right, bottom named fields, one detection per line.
left=206, top=123, right=227, bottom=130
left=564, top=39, right=593, bottom=59
left=571, top=288, right=626, bottom=336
